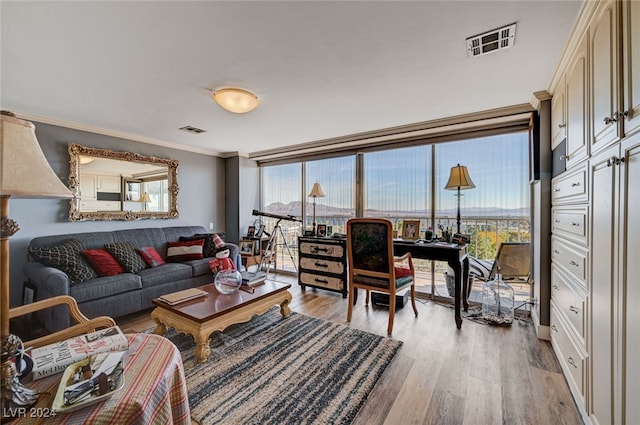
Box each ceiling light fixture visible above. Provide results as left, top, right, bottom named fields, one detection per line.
left=212, top=88, right=259, bottom=114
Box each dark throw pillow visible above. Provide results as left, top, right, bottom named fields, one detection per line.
left=83, top=248, right=125, bottom=276
left=137, top=246, right=166, bottom=268
left=104, top=241, right=147, bottom=273
left=166, top=239, right=204, bottom=262
left=30, top=239, right=98, bottom=284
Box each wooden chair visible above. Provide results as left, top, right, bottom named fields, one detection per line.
left=9, top=295, right=116, bottom=349
left=346, top=218, right=418, bottom=335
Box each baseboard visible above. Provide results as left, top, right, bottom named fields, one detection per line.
left=531, top=308, right=550, bottom=340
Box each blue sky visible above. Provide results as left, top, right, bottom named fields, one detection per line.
left=263, top=131, right=530, bottom=212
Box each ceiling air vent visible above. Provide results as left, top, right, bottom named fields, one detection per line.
left=179, top=125, right=207, bottom=134
left=466, top=23, right=516, bottom=58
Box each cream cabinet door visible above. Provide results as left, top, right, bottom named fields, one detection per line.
left=97, top=175, right=121, bottom=193
left=566, top=33, right=589, bottom=169
left=79, top=173, right=97, bottom=200
left=552, top=79, right=567, bottom=150
left=590, top=0, right=620, bottom=153
left=621, top=0, right=640, bottom=137
left=589, top=145, right=619, bottom=425
left=622, top=136, right=640, bottom=425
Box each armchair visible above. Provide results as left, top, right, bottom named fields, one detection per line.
left=346, top=218, right=418, bottom=335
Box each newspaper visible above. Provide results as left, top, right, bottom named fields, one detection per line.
left=28, top=326, right=129, bottom=380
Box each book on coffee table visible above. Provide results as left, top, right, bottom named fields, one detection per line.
left=159, top=288, right=207, bottom=305
left=241, top=271, right=267, bottom=287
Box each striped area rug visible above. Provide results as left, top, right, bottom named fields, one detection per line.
left=165, top=308, right=402, bottom=425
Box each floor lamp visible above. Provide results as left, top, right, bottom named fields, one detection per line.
left=444, top=163, right=476, bottom=234
left=1, top=112, right=73, bottom=412
left=308, top=182, right=326, bottom=236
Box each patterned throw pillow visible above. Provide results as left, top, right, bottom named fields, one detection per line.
left=166, top=239, right=204, bottom=262
left=104, top=242, right=147, bottom=273
left=29, top=239, right=98, bottom=284
left=137, top=246, right=166, bottom=268
left=83, top=249, right=125, bottom=276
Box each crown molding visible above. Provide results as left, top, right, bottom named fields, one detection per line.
left=13, top=111, right=223, bottom=157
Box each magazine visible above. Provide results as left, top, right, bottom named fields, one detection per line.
left=28, top=326, right=129, bottom=380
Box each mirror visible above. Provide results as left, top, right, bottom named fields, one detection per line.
left=68, top=143, right=179, bottom=221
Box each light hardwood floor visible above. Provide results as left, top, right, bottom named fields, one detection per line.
left=118, top=275, right=583, bottom=425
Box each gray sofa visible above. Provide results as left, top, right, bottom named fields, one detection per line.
left=23, top=226, right=240, bottom=332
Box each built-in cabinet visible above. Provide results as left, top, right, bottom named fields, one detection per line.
left=78, top=174, right=122, bottom=212
left=550, top=2, right=639, bottom=424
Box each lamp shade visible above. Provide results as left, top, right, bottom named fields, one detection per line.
left=212, top=88, right=259, bottom=113
left=444, top=164, right=476, bottom=190
left=139, top=192, right=151, bottom=203
left=308, top=182, right=326, bottom=198
left=1, top=113, right=73, bottom=198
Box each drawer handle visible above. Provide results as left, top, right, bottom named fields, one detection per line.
left=603, top=116, right=617, bottom=125
left=553, top=249, right=560, bottom=255
left=567, top=357, right=578, bottom=368
left=570, top=182, right=580, bottom=187
left=552, top=325, right=558, bottom=333
left=553, top=284, right=559, bottom=290
left=554, top=188, right=561, bottom=192
left=314, top=278, right=329, bottom=284
left=570, top=260, right=579, bottom=267
left=571, top=222, right=580, bottom=227
left=314, top=262, right=329, bottom=268
left=569, top=305, right=579, bottom=314
left=311, top=246, right=328, bottom=254
left=554, top=219, right=561, bottom=223
left=558, top=123, right=566, bottom=129
left=560, top=155, right=568, bottom=160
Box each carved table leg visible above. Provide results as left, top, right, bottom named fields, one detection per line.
left=194, top=332, right=212, bottom=363
left=280, top=292, right=292, bottom=318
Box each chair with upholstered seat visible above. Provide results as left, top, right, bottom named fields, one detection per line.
left=346, top=218, right=418, bottom=335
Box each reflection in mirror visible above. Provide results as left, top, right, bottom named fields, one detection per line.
left=68, top=143, right=179, bottom=221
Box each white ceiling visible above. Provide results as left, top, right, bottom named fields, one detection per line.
left=1, top=1, right=583, bottom=157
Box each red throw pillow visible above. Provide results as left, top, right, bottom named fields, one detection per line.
left=166, top=239, right=204, bottom=262
left=83, top=249, right=125, bottom=276
left=137, top=246, right=166, bottom=268
left=394, top=267, right=412, bottom=278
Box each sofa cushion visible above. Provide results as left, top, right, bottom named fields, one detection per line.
left=105, top=242, right=147, bottom=273
left=137, top=246, right=166, bottom=268
left=83, top=248, right=125, bottom=276
left=29, top=239, right=98, bottom=284
left=166, top=239, right=204, bottom=262
left=137, top=263, right=193, bottom=288
left=184, top=257, right=215, bottom=277
left=70, top=273, right=142, bottom=303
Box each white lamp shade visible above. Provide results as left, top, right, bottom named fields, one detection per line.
left=1, top=114, right=73, bottom=198
left=139, top=192, right=151, bottom=203
left=308, top=182, right=326, bottom=198
left=212, top=88, right=259, bottom=113
left=444, top=164, right=476, bottom=190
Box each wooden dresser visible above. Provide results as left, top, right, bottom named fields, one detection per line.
left=297, top=236, right=347, bottom=298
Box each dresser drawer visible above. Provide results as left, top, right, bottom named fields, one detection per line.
left=300, top=272, right=344, bottom=291
left=300, top=257, right=344, bottom=274
left=552, top=205, right=588, bottom=245
left=551, top=305, right=587, bottom=405
left=299, top=241, right=344, bottom=259
left=551, top=264, right=586, bottom=344
left=552, top=236, right=588, bottom=287
left=551, top=164, right=588, bottom=204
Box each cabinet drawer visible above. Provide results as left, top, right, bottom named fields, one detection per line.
left=300, top=257, right=344, bottom=274
left=299, top=241, right=344, bottom=259
left=552, top=236, right=588, bottom=286
left=551, top=305, right=586, bottom=405
left=551, top=264, right=586, bottom=344
left=300, top=272, right=344, bottom=291
left=551, top=164, right=588, bottom=204
left=552, top=206, right=588, bottom=245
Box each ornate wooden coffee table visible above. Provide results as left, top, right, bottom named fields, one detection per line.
left=151, top=281, right=292, bottom=363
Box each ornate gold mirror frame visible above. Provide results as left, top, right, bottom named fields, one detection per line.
left=68, top=143, right=179, bottom=221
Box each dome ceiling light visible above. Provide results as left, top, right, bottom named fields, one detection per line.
left=212, top=88, right=259, bottom=114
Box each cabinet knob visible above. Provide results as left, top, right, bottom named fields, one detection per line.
left=603, top=116, right=617, bottom=125
left=571, top=222, right=580, bottom=227
left=553, top=284, right=559, bottom=290
left=558, top=123, right=566, bottom=129
left=614, top=111, right=628, bottom=120
left=552, top=325, right=558, bottom=332
left=569, top=305, right=579, bottom=314
left=570, top=182, right=580, bottom=187
left=559, top=155, right=568, bottom=161
left=570, top=260, right=579, bottom=267
left=567, top=357, right=578, bottom=368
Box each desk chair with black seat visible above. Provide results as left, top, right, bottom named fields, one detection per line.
left=346, top=218, right=418, bottom=335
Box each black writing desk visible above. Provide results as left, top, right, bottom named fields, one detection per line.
left=393, top=240, right=469, bottom=329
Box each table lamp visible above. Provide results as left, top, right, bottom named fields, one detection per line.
left=1, top=111, right=73, bottom=412
left=140, top=192, right=151, bottom=211
left=444, top=163, right=475, bottom=234
left=308, top=182, right=326, bottom=236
